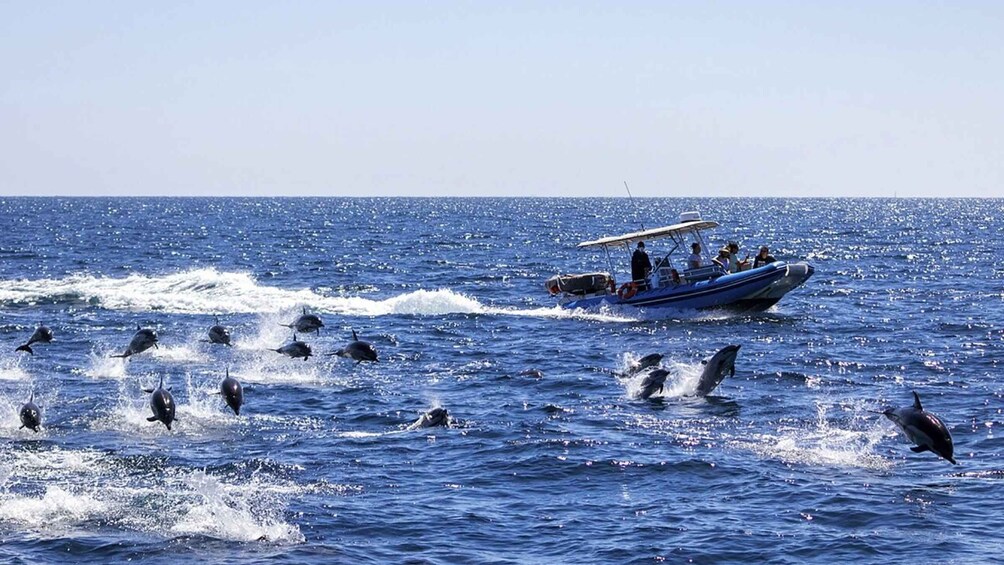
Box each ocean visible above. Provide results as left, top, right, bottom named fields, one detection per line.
left=0, top=197, right=1001, bottom=564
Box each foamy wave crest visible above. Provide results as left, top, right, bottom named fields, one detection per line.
left=0, top=268, right=639, bottom=321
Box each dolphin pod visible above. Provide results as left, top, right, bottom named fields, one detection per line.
left=144, top=376, right=177, bottom=431
left=15, top=325, right=54, bottom=355
left=19, top=391, right=42, bottom=432
left=883, top=391, right=956, bottom=464
left=111, top=327, right=159, bottom=359
left=328, top=329, right=378, bottom=363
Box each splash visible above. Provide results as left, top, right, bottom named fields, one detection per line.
left=733, top=402, right=892, bottom=470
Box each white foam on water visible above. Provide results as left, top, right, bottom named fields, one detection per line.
left=0, top=268, right=642, bottom=321
left=621, top=359, right=704, bottom=399
left=82, top=350, right=130, bottom=380
left=0, top=354, right=29, bottom=382
left=169, top=470, right=304, bottom=543
left=150, top=344, right=208, bottom=364
left=733, top=402, right=892, bottom=470
left=0, top=486, right=108, bottom=527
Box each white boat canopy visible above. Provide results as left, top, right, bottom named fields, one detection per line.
left=576, top=220, right=720, bottom=249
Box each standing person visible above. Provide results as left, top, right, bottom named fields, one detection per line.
left=727, top=242, right=750, bottom=273
left=631, top=241, right=652, bottom=290
left=753, top=245, right=776, bottom=268
left=688, top=242, right=703, bottom=269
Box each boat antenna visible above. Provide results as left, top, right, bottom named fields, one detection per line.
left=623, top=181, right=645, bottom=232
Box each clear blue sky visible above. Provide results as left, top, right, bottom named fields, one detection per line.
left=1, top=1, right=1001, bottom=197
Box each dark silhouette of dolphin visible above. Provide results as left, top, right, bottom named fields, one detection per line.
left=19, top=391, right=41, bottom=432
left=636, top=369, right=670, bottom=399
left=144, top=376, right=177, bottom=430
left=220, top=368, right=244, bottom=416
left=328, top=329, right=378, bottom=363
left=272, top=333, right=312, bottom=361
left=206, top=316, right=232, bottom=346
left=695, top=345, right=740, bottom=396
left=408, top=407, right=450, bottom=429
left=280, top=307, right=324, bottom=335
left=15, top=325, right=54, bottom=355
left=111, top=327, right=159, bottom=359
left=884, top=391, right=956, bottom=464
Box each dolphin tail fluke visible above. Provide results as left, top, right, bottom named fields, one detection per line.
left=15, top=344, right=33, bottom=355
left=912, top=391, right=923, bottom=410
left=910, top=445, right=930, bottom=453
left=146, top=416, right=157, bottom=422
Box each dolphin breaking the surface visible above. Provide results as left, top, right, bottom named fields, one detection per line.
left=883, top=391, right=956, bottom=464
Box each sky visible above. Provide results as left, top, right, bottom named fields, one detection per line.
left=1, top=1, right=1002, bottom=197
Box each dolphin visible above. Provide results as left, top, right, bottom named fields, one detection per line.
left=883, top=391, right=956, bottom=464
left=206, top=316, right=232, bottom=346
left=111, top=327, right=159, bottom=359
left=143, top=376, right=177, bottom=431
left=408, top=407, right=450, bottom=430
left=273, top=334, right=312, bottom=361
left=281, top=307, right=324, bottom=335
left=617, top=353, right=663, bottom=378
left=694, top=345, right=740, bottom=397
left=328, top=330, right=378, bottom=363
left=15, top=325, right=54, bottom=355
left=635, top=369, right=670, bottom=400
left=220, top=368, right=244, bottom=416
left=18, top=392, right=42, bottom=433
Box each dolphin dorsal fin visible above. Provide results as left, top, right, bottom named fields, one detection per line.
left=302, top=306, right=307, bottom=315
left=293, top=333, right=298, bottom=341
left=912, top=391, right=923, bottom=410
left=159, top=375, right=164, bottom=390
left=215, top=315, right=220, bottom=325
left=352, top=329, right=359, bottom=341
left=29, top=390, right=34, bottom=403
left=136, top=324, right=141, bottom=331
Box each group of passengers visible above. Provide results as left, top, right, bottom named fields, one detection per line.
left=689, top=241, right=775, bottom=273
left=629, top=240, right=777, bottom=289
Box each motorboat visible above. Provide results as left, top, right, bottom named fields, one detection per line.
left=545, top=211, right=813, bottom=312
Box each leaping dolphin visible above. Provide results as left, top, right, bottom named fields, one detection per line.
left=695, top=345, right=740, bottom=397
left=883, top=391, right=957, bottom=464
left=144, top=376, right=177, bottom=431
left=281, top=307, right=324, bottom=335
left=111, top=327, right=159, bottom=359
left=15, top=325, right=54, bottom=355
left=206, top=316, right=232, bottom=346
left=219, top=368, right=244, bottom=416
left=635, top=369, right=670, bottom=400
left=272, top=334, right=312, bottom=361
left=617, top=353, right=664, bottom=378
left=18, top=391, right=41, bottom=432
left=328, top=329, right=378, bottom=363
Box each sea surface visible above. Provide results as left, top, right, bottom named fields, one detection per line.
left=0, top=197, right=1002, bottom=564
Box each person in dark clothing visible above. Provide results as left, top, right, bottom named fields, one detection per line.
left=752, top=245, right=776, bottom=268
left=631, top=241, right=652, bottom=290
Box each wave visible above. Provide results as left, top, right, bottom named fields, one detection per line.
left=0, top=268, right=636, bottom=322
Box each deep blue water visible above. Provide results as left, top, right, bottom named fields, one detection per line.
left=1, top=197, right=1002, bottom=564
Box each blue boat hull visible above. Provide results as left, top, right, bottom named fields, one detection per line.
left=560, top=262, right=813, bottom=312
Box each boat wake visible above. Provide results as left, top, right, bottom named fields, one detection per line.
left=0, top=268, right=637, bottom=322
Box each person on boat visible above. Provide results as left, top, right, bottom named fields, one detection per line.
left=712, top=247, right=731, bottom=270
left=727, top=242, right=750, bottom=273
left=631, top=241, right=652, bottom=290
left=752, top=245, right=776, bottom=268
left=688, top=243, right=703, bottom=270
